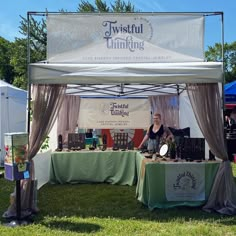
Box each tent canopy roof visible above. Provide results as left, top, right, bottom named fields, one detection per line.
left=66, top=84, right=186, bottom=97
left=225, top=81, right=236, bottom=95
left=30, top=61, right=222, bottom=84
left=0, top=80, right=27, bottom=99
left=29, top=61, right=223, bottom=96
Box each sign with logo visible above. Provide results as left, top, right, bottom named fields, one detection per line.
left=47, top=13, right=204, bottom=63
left=165, top=163, right=205, bottom=201
left=78, top=98, right=150, bottom=129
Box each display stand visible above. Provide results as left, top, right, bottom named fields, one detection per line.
left=4, top=132, right=31, bottom=227
left=6, top=180, right=27, bottom=227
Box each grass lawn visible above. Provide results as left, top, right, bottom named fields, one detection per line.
left=0, top=164, right=236, bottom=236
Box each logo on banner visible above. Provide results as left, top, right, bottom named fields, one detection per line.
left=101, top=102, right=130, bottom=117
left=102, top=17, right=153, bottom=52
left=173, top=171, right=196, bottom=191
left=165, top=163, right=205, bottom=201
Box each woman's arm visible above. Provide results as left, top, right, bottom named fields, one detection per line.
left=138, top=133, right=149, bottom=149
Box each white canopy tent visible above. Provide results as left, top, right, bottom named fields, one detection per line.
left=4, top=12, right=236, bottom=219
left=28, top=12, right=236, bottom=214
left=0, top=81, right=27, bottom=165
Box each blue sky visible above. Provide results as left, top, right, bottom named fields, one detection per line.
left=0, top=0, right=235, bottom=47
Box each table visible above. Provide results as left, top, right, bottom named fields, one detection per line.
left=49, top=151, right=221, bottom=209
left=50, top=150, right=138, bottom=185
left=136, top=155, right=220, bottom=210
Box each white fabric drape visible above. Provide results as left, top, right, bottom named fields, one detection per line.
left=57, top=95, right=81, bottom=144
left=149, top=95, right=179, bottom=128
left=186, top=83, right=227, bottom=160
left=187, top=83, right=236, bottom=215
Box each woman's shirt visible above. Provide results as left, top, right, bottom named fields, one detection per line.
left=148, top=124, right=164, bottom=139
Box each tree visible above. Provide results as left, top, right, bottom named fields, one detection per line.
left=10, top=38, right=27, bottom=89
left=18, top=15, right=47, bottom=63
left=0, top=37, right=15, bottom=83
left=7, top=15, right=47, bottom=89
left=77, top=0, right=135, bottom=12
left=9, top=0, right=136, bottom=89
left=205, top=42, right=236, bottom=83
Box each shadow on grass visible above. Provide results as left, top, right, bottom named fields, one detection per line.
left=41, top=220, right=102, bottom=233
left=34, top=183, right=236, bottom=226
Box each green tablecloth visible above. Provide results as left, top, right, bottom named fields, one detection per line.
left=50, top=150, right=220, bottom=209
left=50, top=150, right=138, bottom=185
left=136, top=154, right=220, bottom=209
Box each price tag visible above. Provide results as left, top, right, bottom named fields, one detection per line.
left=24, top=171, right=30, bottom=179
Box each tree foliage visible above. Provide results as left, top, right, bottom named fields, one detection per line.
left=77, top=0, right=135, bottom=12
left=10, top=38, right=28, bottom=89
left=19, top=15, right=47, bottom=62
left=205, top=42, right=236, bottom=83
left=0, top=37, right=15, bottom=83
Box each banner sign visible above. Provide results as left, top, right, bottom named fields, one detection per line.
left=47, top=13, right=204, bottom=63
left=165, top=163, right=205, bottom=201
left=78, top=98, right=150, bottom=129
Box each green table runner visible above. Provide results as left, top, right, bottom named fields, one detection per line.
left=50, top=150, right=137, bottom=185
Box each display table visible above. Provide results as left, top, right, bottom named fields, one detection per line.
left=136, top=155, right=221, bottom=210
left=50, top=150, right=138, bottom=185
left=49, top=150, right=221, bottom=209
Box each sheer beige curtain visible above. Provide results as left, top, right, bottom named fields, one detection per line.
left=187, top=83, right=236, bottom=215
left=3, top=84, right=66, bottom=218
left=149, top=95, right=179, bottom=128
left=57, top=95, right=81, bottom=144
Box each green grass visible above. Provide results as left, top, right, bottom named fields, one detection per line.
left=0, top=164, right=236, bottom=236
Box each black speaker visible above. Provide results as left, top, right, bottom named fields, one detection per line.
left=57, top=134, right=63, bottom=151
left=181, top=138, right=205, bottom=160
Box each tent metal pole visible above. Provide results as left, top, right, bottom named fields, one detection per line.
left=221, top=12, right=225, bottom=116
left=27, top=12, right=31, bottom=136
left=220, top=12, right=227, bottom=143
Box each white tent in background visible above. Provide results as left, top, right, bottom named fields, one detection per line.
left=0, top=80, right=27, bottom=165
